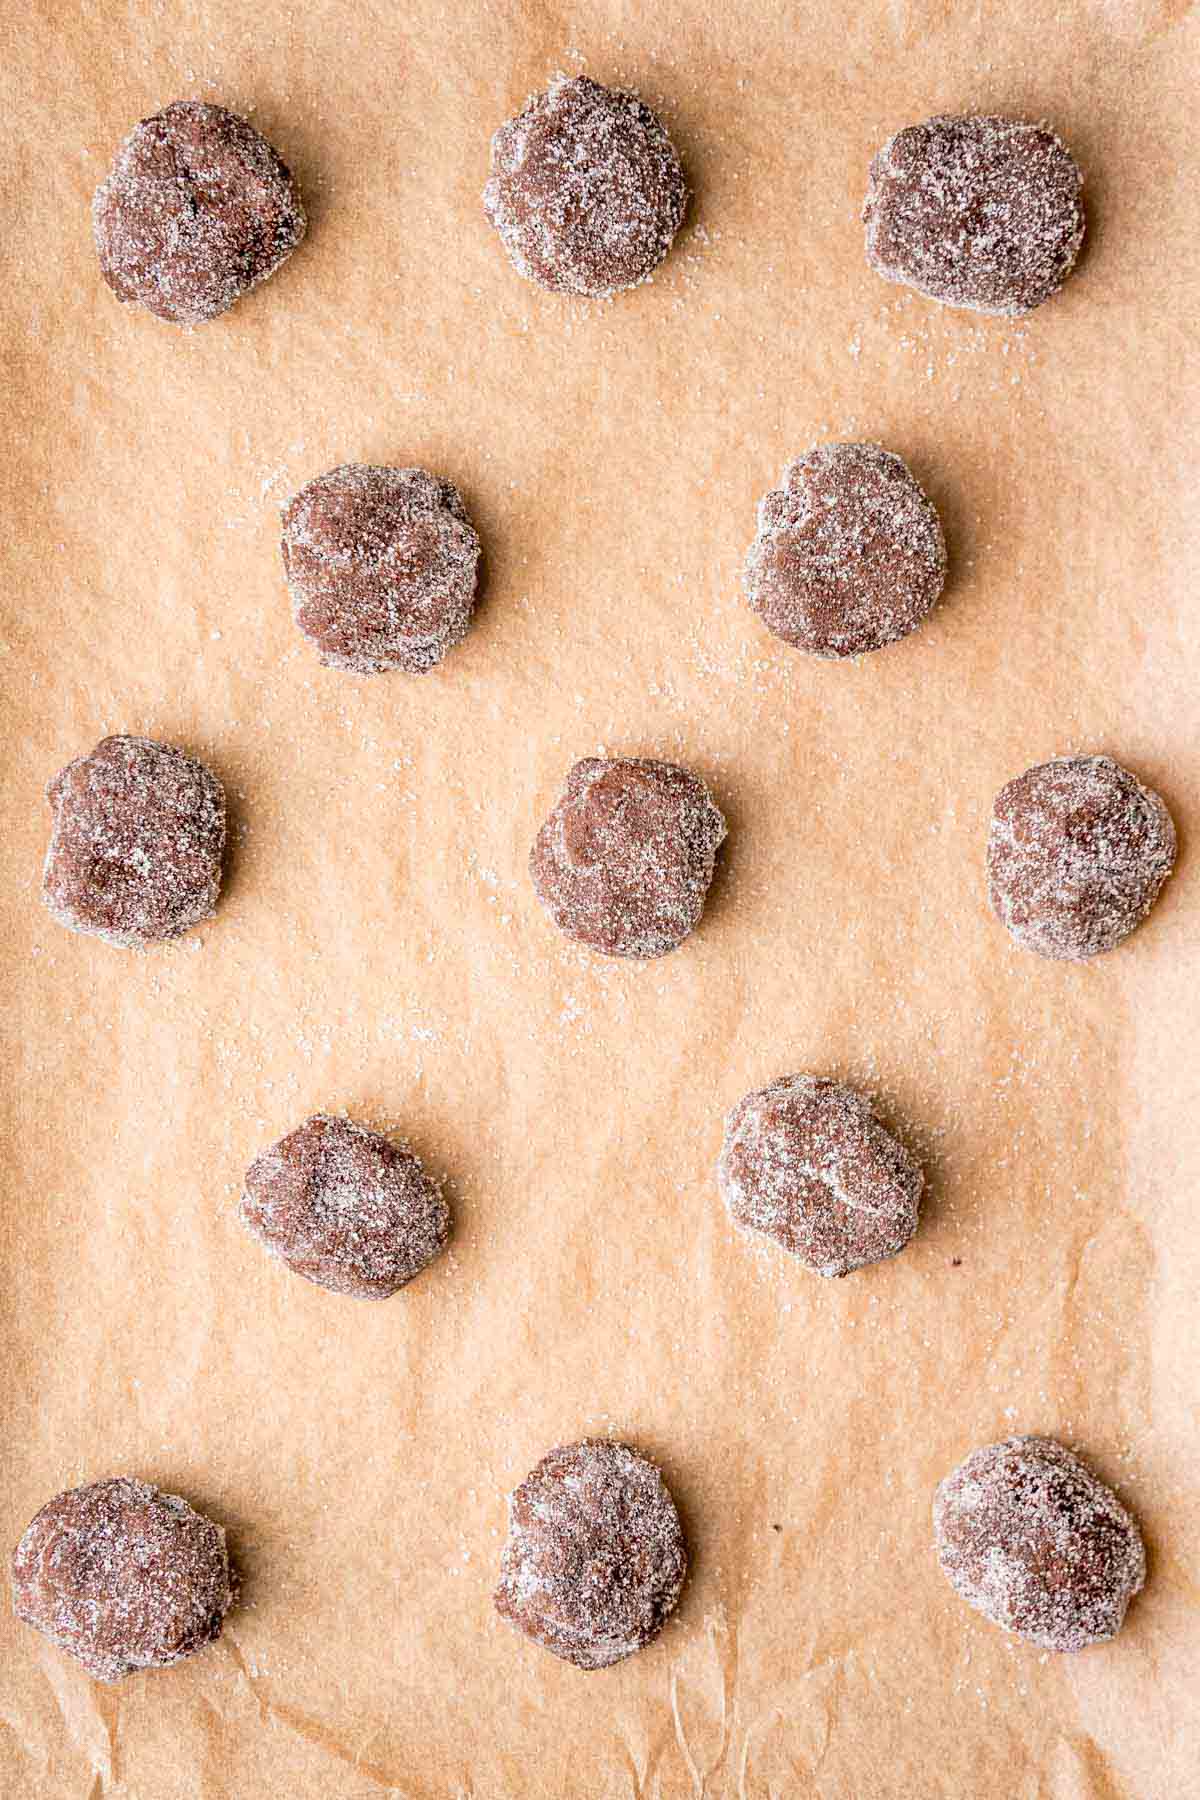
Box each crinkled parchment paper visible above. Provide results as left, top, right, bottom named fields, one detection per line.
left=1, top=1, right=1197, bottom=1794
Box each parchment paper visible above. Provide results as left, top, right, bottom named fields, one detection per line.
left=2, top=1, right=1198, bottom=1794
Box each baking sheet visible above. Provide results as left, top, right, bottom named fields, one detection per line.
left=2, top=1, right=1198, bottom=1794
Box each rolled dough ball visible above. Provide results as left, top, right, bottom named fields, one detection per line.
left=42, top=735, right=226, bottom=948
left=743, top=442, right=947, bottom=658
left=934, top=1437, right=1145, bottom=1652
left=718, top=1074, right=923, bottom=1277
left=863, top=114, right=1085, bottom=316
left=494, top=1440, right=687, bottom=1669
left=93, top=100, right=306, bottom=324
left=987, top=755, right=1175, bottom=960
left=529, top=756, right=727, bottom=959
left=241, top=1113, right=450, bottom=1299
left=483, top=75, right=687, bottom=297
left=281, top=464, right=481, bottom=674
left=11, top=1477, right=235, bottom=1681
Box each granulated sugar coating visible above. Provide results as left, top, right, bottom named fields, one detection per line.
left=11, top=1478, right=236, bottom=1681
left=483, top=76, right=687, bottom=297
left=934, top=1437, right=1146, bottom=1652
left=988, top=755, right=1176, bottom=961
left=743, top=442, right=947, bottom=658
left=529, top=756, right=726, bottom=958
left=494, top=1440, right=687, bottom=1670
left=42, top=735, right=226, bottom=948
left=93, top=101, right=306, bottom=325
left=863, top=115, right=1085, bottom=317
left=718, top=1075, right=924, bottom=1277
left=281, top=464, right=481, bottom=674
left=240, top=1113, right=450, bottom=1299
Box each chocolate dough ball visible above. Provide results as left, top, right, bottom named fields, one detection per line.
left=743, top=443, right=946, bottom=658
left=988, top=755, right=1175, bottom=961
left=934, top=1437, right=1145, bottom=1652
left=718, top=1075, right=923, bottom=1277
left=11, top=1477, right=235, bottom=1681
left=483, top=76, right=687, bottom=297
left=93, top=100, right=306, bottom=324
left=530, top=756, right=726, bottom=959
left=281, top=464, right=481, bottom=674
left=241, top=1113, right=450, bottom=1299
left=495, top=1440, right=687, bottom=1669
left=42, top=735, right=226, bottom=948
left=863, top=114, right=1085, bottom=316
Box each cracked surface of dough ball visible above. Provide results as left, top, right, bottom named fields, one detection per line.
left=743, top=442, right=947, bottom=658
left=484, top=76, right=687, bottom=297
left=241, top=1113, right=450, bottom=1299
left=42, top=735, right=225, bottom=948
left=494, top=1440, right=687, bottom=1669
left=281, top=464, right=481, bottom=674
left=12, top=1477, right=235, bottom=1681
left=863, top=114, right=1084, bottom=316
left=988, top=755, right=1175, bottom=960
left=530, top=757, right=726, bottom=959
left=934, top=1437, right=1145, bottom=1652
left=93, top=100, right=305, bottom=324
left=718, top=1074, right=923, bottom=1277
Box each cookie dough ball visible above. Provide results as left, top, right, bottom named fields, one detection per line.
left=483, top=75, right=687, bottom=297
left=934, top=1437, right=1145, bottom=1652
left=12, top=1477, right=235, bottom=1681
left=718, top=1075, right=923, bottom=1277
left=281, top=464, right=481, bottom=674
left=988, top=755, right=1175, bottom=961
left=241, top=1113, right=450, bottom=1299
left=93, top=100, right=306, bottom=324
left=863, top=115, right=1085, bottom=316
left=495, top=1440, right=687, bottom=1669
left=743, top=443, right=946, bottom=658
left=42, top=735, right=226, bottom=948
left=530, top=757, right=726, bottom=959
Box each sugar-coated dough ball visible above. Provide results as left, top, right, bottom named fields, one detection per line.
left=42, top=735, right=226, bottom=948
left=241, top=1113, right=450, bottom=1299
left=718, top=1074, right=923, bottom=1277
left=281, top=465, right=481, bottom=674
left=988, top=755, right=1175, bottom=960
left=529, top=756, right=727, bottom=959
left=934, top=1437, right=1145, bottom=1652
left=11, top=1477, right=235, bottom=1681
left=863, top=114, right=1085, bottom=316
left=743, top=442, right=947, bottom=658
left=483, top=76, right=687, bottom=297
left=93, top=100, right=305, bottom=324
left=494, top=1440, right=687, bottom=1669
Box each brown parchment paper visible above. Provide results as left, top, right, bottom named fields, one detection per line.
left=2, top=1, right=1198, bottom=1794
